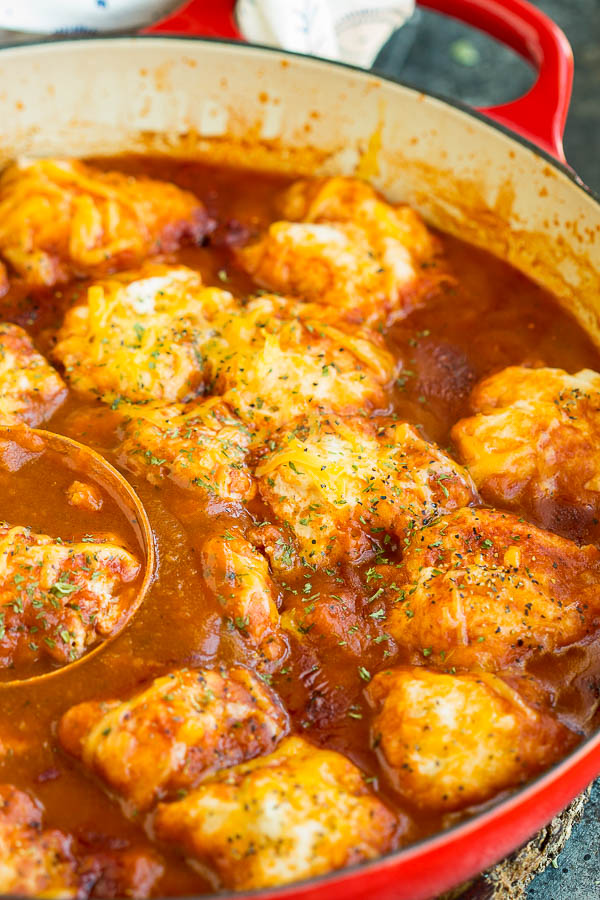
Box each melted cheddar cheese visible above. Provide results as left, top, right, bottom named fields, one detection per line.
left=154, top=736, right=396, bottom=891
left=53, top=264, right=235, bottom=405
left=208, top=294, right=396, bottom=432
left=256, top=414, right=477, bottom=564
left=0, top=159, right=209, bottom=286
left=386, top=507, right=600, bottom=670
left=0, top=324, right=66, bottom=426
left=237, top=176, right=448, bottom=326
left=59, top=667, right=289, bottom=813
left=366, top=667, right=576, bottom=811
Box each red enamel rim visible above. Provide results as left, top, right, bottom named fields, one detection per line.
left=145, top=0, right=573, bottom=163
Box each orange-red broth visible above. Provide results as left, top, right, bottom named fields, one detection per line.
left=0, top=157, right=599, bottom=896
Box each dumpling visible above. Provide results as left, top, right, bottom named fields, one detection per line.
left=0, top=522, right=140, bottom=669
left=0, top=784, right=163, bottom=899
left=0, top=784, right=79, bottom=898
left=53, top=264, right=235, bottom=405
left=366, top=666, right=576, bottom=811
left=154, top=735, right=396, bottom=890
left=386, top=507, right=600, bottom=670
left=199, top=534, right=288, bottom=668
left=209, top=294, right=396, bottom=432
left=58, top=666, right=289, bottom=813
left=452, top=365, right=600, bottom=541
left=0, top=323, right=66, bottom=426
left=237, top=176, right=447, bottom=327
left=0, top=159, right=210, bottom=286
left=118, top=398, right=255, bottom=504
left=256, top=413, right=476, bottom=564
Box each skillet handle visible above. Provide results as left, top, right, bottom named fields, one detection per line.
left=145, top=0, right=573, bottom=163
left=419, top=0, right=573, bottom=162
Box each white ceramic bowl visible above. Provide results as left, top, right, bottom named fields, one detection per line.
left=0, top=0, right=181, bottom=34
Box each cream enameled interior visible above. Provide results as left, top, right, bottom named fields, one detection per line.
left=0, top=37, right=598, bottom=339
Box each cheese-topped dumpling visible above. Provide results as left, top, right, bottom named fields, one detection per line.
left=0, top=159, right=210, bottom=286
left=237, top=176, right=444, bottom=326
left=0, top=784, right=79, bottom=898
left=387, top=507, right=600, bottom=670
left=237, top=222, right=393, bottom=323
left=256, top=414, right=476, bottom=564
left=0, top=323, right=66, bottom=426
left=53, top=264, right=236, bottom=405
left=59, top=666, right=289, bottom=813
left=200, top=534, right=288, bottom=668
left=0, top=784, right=164, bottom=899
left=366, top=667, right=577, bottom=812
left=0, top=522, right=140, bottom=669
left=119, top=398, right=255, bottom=504
left=154, top=735, right=396, bottom=891
left=209, top=295, right=396, bottom=432
left=281, top=177, right=436, bottom=264
left=452, top=366, right=600, bottom=541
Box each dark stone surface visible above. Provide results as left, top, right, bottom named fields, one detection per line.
left=375, top=0, right=600, bottom=191
left=527, top=782, right=600, bottom=899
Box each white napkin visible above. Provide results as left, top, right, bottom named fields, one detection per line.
left=236, top=0, right=416, bottom=68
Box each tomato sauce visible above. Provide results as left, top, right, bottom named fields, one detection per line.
left=1, top=157, right=599, bottom=895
